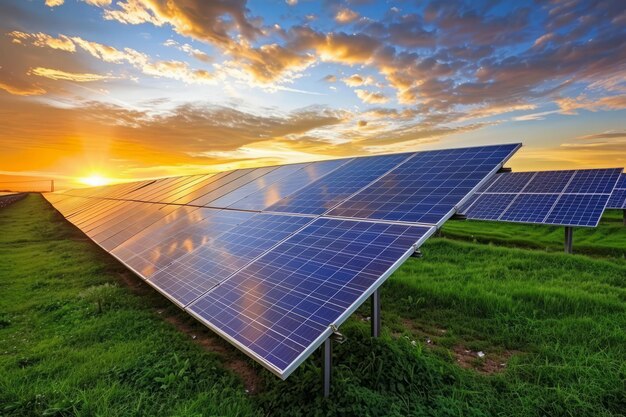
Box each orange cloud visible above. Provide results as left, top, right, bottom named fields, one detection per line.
left=335, top=8, right=359, bottom=24
left=354, top=89, right=389, bottom=104
left=0, top=81, right=45, bottom=96
left=29, top=67, right=118, bottom=82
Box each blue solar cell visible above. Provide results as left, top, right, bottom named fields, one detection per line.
left=485, top=172, right=536, bottom=193
left=461, top=193, right=516, bottom=220
left=187, top=218, right=434, bottom=377
left=616, top=174, right=626, bottom=189
left=228, top=158, right=350, bottom=211
left=208, top=164, right=309, bottom=208
left=149, top=213, right=314, bottom=307
left=607, top=189, right=626, bottom=209
left=563, top=169, right=622, bottom=194
left=123, top=209, right=254, bottom=278
left=500, top=194, right=559, bottom=223
left=545, top=194, right=608, bottom=227
left=327, top=144, right=520, bottom=225
left=266, top=153, right=410, bottom=215
left=523, top=171, right=573, bottom=193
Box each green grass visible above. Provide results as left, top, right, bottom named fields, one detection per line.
left=2, top=194, right=625, bottom=416
left=440, top=210, right=626, bottom=258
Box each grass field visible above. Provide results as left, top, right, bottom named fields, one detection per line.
left=1, top=194, right=625, bottom=416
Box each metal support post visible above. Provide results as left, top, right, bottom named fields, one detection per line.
left=322, top=338, right=332, bottom=398
left=371, top=289, right=381, bottom=338
left=564, top=226, right=573, bottom=254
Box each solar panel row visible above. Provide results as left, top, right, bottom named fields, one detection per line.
left=607, top=173, right=626, bottom=209
left=44, top=143, right=521, bottom=378
left=460, top=169, right=622, bottom=227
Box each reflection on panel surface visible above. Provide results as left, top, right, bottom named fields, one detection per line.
left=188, top=218, right=434, bottom=377
left=267, top=153, right=410, bottom=215
left=149, top=213, right=313, bottom=307
left=328, top=144, right=519, bottom=224
left=228, top=158, right=350, bottom=211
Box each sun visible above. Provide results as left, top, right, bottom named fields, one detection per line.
left=79, top=174, right=110, bottom=187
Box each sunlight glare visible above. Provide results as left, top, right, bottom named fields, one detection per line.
left=80, top=174, right=110, bottom=187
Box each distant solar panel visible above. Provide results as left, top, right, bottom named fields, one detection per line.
left=607, top=174, right=626, bottom=209
left=460, top=168, right=622, bottom=227
left=44, top=143, right=521, bottom=380
left=327, top=144, right=520, bottom=225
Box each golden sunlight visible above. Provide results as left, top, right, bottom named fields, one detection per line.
left=79, top=174, right=110, bottom=187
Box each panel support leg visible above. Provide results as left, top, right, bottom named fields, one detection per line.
left=322, top=338, right=332, bottom=398
left=623, top=209, right=625, bottom=227
left=371, top=289, right=381, bottom=338
left=564, top=226, right=573, bottom=254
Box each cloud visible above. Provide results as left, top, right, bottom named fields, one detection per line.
left=29, top=67, right=118, bottom=82
left=45, top=0, right=64, bottom=7
left=163, top=39, right=212, bottom=63
left=0, top=81, right=45, bottom=96
left=101, top=0, right=262, bottom=47
left=8, top=31, right=217, bottom=85
left=335, top=8, right=359, bottom=24
left=8, top=31, right=75, bottom=52
left=342, top=74, right=375, bottom=87
left=322, top=74, right=336, bottom=82
left=354, top=89, right=389, bottom=104
left=577, top=131, right=626, bottom=140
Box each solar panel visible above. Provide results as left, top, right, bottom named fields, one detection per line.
left=44, top=143, right=521, bottom=380
left=266, top=153, right=411, bottom=215
left=227, top=158, right=350, bottom=211
left=149, top=213, right=314, bottom=307
left=460, top=168, right=622, bottom=227
left=187, top=218, right=436, bottom=378
left=607, top=174, right=626, bottom=209
left=327, top=144, right=520, bottom=225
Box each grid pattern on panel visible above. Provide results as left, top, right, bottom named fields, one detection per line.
left=187, top=218, right=434, bottom=376
left=545, top=194, right=608, bottom=227
left=228, top=159, right=349, bottom=211
left=266, top=153, right=410, bottom=215
left=499, top=194, right=559, bottom=223
left=523, top=171, right=574, bottom=193
left=607, top=174, right=626, bottom=209
left=111, top=206, right=208, bottom=261
left=327, top=144, right=520, bottom=225
left=209, top=164, right=308, bottom=208
left=124, top=210, right=255, bottom=279
left=149, top=214, right=313, bottom=307
left=608, top=189, right=626, bottom=209
left=485, top=172, right=535, bottom=193
left=460, top=169, right=622, bottom=226
left=461, top=193, right=517, bottom=220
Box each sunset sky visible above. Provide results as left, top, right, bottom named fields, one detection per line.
left=0, top=0, right=624, bottom=188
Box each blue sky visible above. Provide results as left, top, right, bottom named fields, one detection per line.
left=0, top=0, right=624, bottom=184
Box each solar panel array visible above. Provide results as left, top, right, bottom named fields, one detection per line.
left=44, top=143, right=520, bottom=378
left=459, top=168, right=622, bottom=227
left=607, top=173, right=626, bottom=209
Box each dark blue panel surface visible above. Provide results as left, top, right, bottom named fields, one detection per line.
left=267, top=153, right=410, bottom=215
left=228, top=158, right=350, bottom=211
left=149, top=214, right=313, bottom=307
left=523, top=171, right=573, bottom=193
left=462, top=193, right=516, bottom=220
left=545, top=194, right=608, bottom=227
left=607, top=189, right=626, bottom=209
left=564, top=169, right=622, bottom=194
left=500, top=194, right=559, bottom=223
left=187, top=218, right=434, bottom=377
left=327, top=144, right=519, bottom=224
left=485, top=172, right=535, bottom=193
